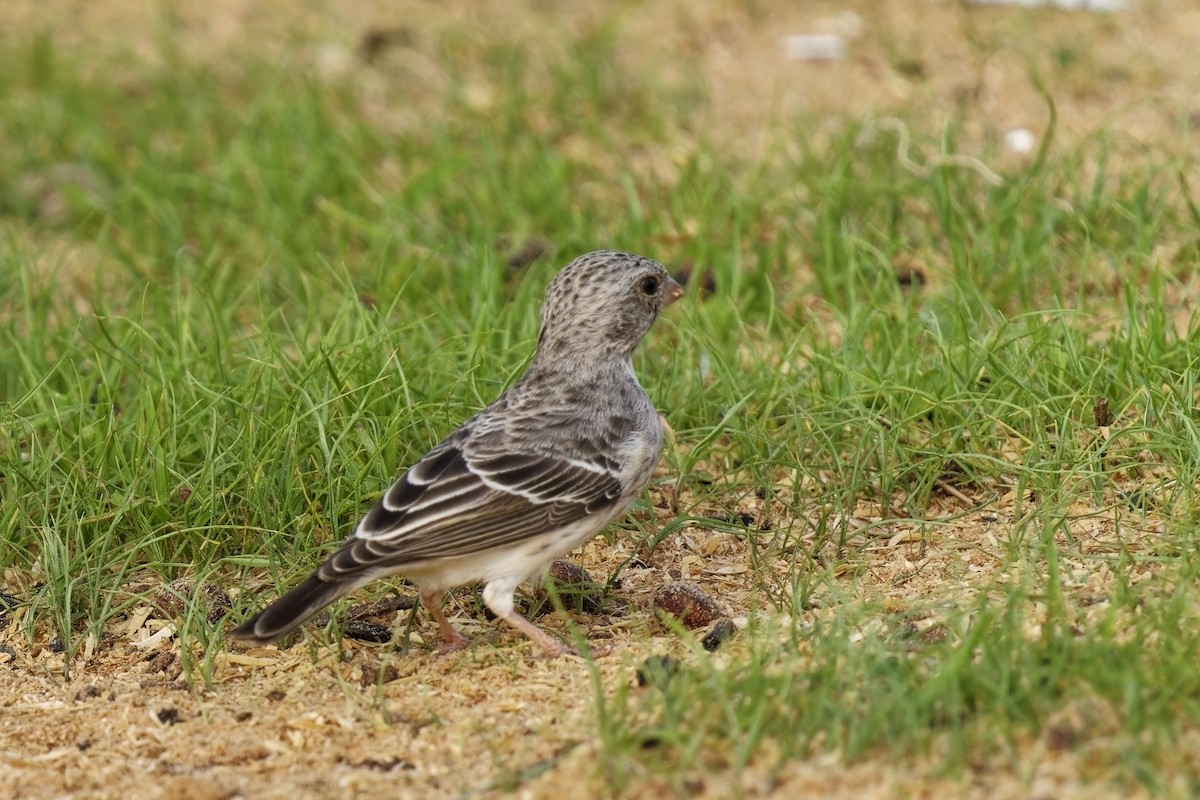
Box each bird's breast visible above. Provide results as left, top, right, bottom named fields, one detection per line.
left=616, top=420, right=663, bottom=492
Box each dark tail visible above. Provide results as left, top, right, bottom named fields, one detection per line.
left=229, top=573, right=361, bottom=644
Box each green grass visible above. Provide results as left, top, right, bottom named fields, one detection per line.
left=2, top=23, right=1199, bottom=796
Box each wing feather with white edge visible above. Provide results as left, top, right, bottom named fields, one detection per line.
left=316, top=440, right=625, bottom=579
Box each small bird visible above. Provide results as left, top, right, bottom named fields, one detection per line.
left=231, top=251, right=682, bottom=656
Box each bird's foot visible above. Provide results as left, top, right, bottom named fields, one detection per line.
left=434, top=630, right=471, bottom=657
left=530, top=639, right=612, bottom=660
left=529, top=639, right=576, bottom=660
left=505, top=614, right=611, bottom=659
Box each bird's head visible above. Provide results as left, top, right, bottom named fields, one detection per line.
left=536, top=250, right=683, bottom=362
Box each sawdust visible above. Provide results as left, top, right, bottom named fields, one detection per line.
left=0, top=469, right=1176, bottom=798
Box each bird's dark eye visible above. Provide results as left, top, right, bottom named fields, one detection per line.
left=639, top=275, right=660, bottom=295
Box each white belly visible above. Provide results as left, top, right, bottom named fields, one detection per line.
left=398, top=515, right=608, bottom=592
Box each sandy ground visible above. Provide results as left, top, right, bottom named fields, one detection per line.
left=2, top=1, right=1198, bottom=798
left=0, top=475, right=1174, bottom=799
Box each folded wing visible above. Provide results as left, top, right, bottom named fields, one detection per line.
left=317, top=439, right=625, bottom=579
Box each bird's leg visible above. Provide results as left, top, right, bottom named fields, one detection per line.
left=502, top=611, right=576, bottom=658
left=420, top=589, right=469, bottom=655
left=483, top=579, right=599, bottom=658
left=502, top=608, right=613, bottom=658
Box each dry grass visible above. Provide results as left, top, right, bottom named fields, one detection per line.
left=0, top=468, right=1183, bottom=798
left=5, top=0, right=1196, bottom=149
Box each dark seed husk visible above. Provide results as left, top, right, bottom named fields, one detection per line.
left=701, top=617, right=738, bottom=651
left=653, top=582, right=721, bottom=629
left=342, top=620, right=394, bottom=644
left=636, top=655, right=681, bottom=687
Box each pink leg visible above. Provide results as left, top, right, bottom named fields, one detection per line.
left=420, top=590, right=469, bottom=655
left=482, top=578, right=608, bottom=658
left=503, top=611, right=576, bottom=658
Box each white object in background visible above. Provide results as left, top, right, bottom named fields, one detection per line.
left=1004, top=128, right=1037, bottom=154
left=969, top=0, right=1127, bottom=11
left=780, top=34, right=848, bottom=62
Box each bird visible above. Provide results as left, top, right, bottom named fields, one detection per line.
left=230, top=250, right=683, bottom=657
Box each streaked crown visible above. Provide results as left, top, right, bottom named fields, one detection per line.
left=536, top=250, right=683, bottom=360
